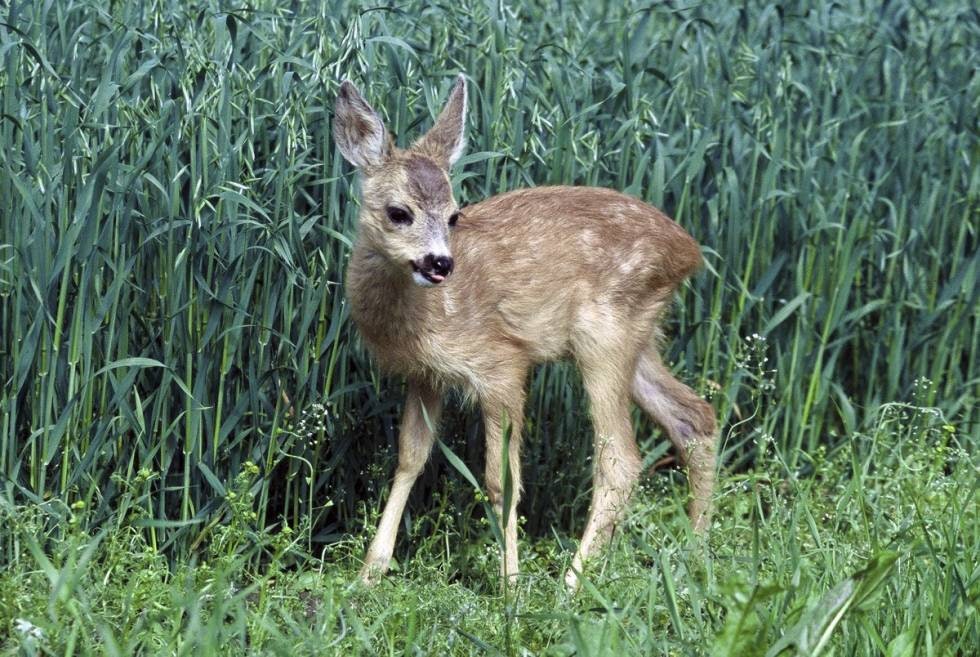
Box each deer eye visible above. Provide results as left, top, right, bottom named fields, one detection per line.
left=448, top=211, right=460, bottom=227
left=385, top=206, right=413, bottom=225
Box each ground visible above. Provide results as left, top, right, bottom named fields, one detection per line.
left=2, top=404, right=975, bottom=656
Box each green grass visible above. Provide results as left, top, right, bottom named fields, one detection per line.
left=2, top=404, right=976, bottom=655
left=0, top=0, right=977, bottom=654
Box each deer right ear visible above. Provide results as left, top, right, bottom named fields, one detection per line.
left=412, top=74, right=467, bottom=169
left=333, top=80, right=391, bottom=169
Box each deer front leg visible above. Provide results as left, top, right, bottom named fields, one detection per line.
left=482, top=388, right=526, bottom=584
left=360, top=380, right=442, bottom=584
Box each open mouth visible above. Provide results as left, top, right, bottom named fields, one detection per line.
left=410, top=261, right=446, bottom=285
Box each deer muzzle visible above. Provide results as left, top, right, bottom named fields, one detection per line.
left=411, top=254, right=454, bottom=286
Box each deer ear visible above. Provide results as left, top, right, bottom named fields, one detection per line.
left=412, top=74, right=467, bottom=169
left=333, top=80, right=391, bottom=169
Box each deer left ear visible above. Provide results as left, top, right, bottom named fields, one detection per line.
left=412, top=74, right=467, bottom=169
left=333, top=80, right=391, bottom=170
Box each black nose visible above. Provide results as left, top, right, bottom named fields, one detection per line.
left=430, top=255, right=454, bottom=277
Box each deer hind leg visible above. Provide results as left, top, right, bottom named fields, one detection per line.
left=360, top=380, right=442, bottom=584
left=565, top=352, right=643, bottom=592
left=482, top=382, right=526, bottom=584
left=632, top=347, right=717, bottom=534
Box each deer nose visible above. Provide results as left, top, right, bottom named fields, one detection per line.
left=430, top=255, right=454, bottom=277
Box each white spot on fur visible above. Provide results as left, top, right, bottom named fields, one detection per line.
left=443, top=289, right=457, bottom=315
left=579, top=231, right=598, bottom=251
left=618, top=250, right=644, bottom=275
left=610, top=202, right=632, bottom=222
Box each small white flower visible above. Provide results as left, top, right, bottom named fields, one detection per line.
left=15, top=618, right=43, bottom=640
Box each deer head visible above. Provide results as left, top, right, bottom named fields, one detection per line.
left=333, top=74, right=467, bottom=287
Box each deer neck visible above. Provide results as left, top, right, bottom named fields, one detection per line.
left=346, top=240, right=443, bottom=363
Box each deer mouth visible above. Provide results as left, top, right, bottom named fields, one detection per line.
left=410, top=253, right=454, bottom=287
left=410, top=261, right=446, bottom=286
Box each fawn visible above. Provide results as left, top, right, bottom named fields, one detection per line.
left=333, top=74, right=717, bottom=590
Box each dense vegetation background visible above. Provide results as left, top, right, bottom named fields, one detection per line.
left=0, top=0, right=976, bottom=654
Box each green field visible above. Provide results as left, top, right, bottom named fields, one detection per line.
left=1, top=0, right=977, bottom=654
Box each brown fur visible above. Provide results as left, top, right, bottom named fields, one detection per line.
left=334, top=75, right=718, bottom=590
